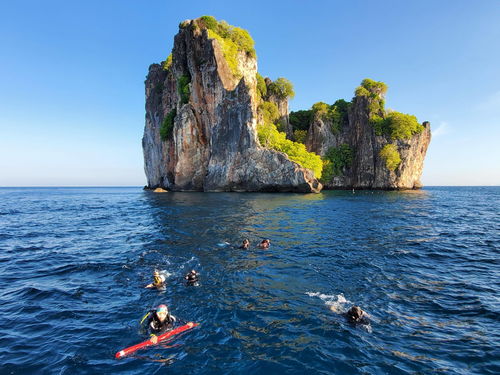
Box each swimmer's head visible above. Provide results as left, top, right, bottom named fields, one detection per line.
left=347, top=306, right=363, bottom=322
left=153, top=270, right=162, bottom=284
left=259, top=239, right=270, bottom=247
left=156, top=304, right=168, bottom=321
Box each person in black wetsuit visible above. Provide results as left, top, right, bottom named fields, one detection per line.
left=143, top=304, right=177, bottom=343
left=345, top=306, right=369, bottom=325
left=184, top=270, right=199, bottom=286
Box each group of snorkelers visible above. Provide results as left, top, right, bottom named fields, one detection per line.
left=240, top=238, right=270, bottom=249
left=139, top=238, right=367, bottom=344
left=145, top=269, right=199, bottom=289
left=141, top=269, right=200, bottom=341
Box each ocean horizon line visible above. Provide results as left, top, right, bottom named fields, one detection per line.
left=0, top=185, right=498, bottom=188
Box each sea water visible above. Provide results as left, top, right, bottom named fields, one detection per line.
left=0, top=187, right=498, bottom=374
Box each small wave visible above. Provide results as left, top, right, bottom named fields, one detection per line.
left=306, top=292, right=351, bottom=314
left=159, top=270, right=172, bottom=278
left=0, top=209, right=21, bottom=215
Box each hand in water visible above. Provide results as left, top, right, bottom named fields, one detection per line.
left=150, top=335, right=158, bottom=344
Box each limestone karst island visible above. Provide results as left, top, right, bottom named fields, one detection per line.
left=142, top=16, right=431, bottom=193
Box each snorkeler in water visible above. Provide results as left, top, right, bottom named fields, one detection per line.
left=239, top=239, right=250, bottom=249
left=184, top=270, right=199, bottom=286
left=345, top=306, right=369, bottom=325
left=257, top=239, right=270, bottom=249
left=145, top=270, right=166, bottom=289
left=141, top=304, right=177, bottom=344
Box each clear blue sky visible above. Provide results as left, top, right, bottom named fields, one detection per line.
left=1, top=0, right=499, bottom=186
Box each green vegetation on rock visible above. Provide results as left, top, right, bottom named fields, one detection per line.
left=355, top=78, right=387, bottom=120
left=257, top=122, right=323, bottom=178
left=200, top=16, right=256, bottom=78
left=162, top=53, right=173, bottom=71
left=320, top=160, right=335, bottom=183
left=256, top=73, right=267, bottom=98
left=379, top=144, right=401, bottom=171
left=312, top=102, right=329, bottom=117
left=324, top=144, right=354, bottom=176
left=311, top=100, right=350, bottom=133
left=289, top=110, right=313, bottom=131
left=330, top=99, right=350, bottom=133
left=178, top=74, right=191, bottom=104
left=257, top=101, right=322, bottom=177
left=160, top=108, right=177, bottom=141
left=356, top=78, right=388, bottom=97
left=258, top=101, right=280, bottom=123
left=373, top=111, right=424, bottom=140
left=268, top=77, right=295, bottom=100
left=293, top=129, right=307, bottom=144
left=354, top=78, right=423, bottom=141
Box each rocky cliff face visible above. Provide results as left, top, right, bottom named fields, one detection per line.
left=305, top=96, right=431, bottom=189
left=143, top=19, right=321, bottom=193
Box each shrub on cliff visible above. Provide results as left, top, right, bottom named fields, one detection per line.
left=289, top=110, right=313, bottom=131
left=257, top=122, right=323, bottom=178
left=379, top=144, right=401, bottom=171
left=311, top=100, right=350, bottom=133
left=354, top=79, right=423, bottom=141
left=200, top=16, right=256, bottom=78
left=258, top=101, right=280, bottom=124
left=293, top=129, right=307, bottom=144
left=356, top=78, right=388, bottom=97
left=320, top=159, right=335, bottom=183
left=355, top=78, right=387, bottom=118
left=178, top=74, right=190, bottom=104
left=331, top=99, right=350, bottom=132
left=385, top=112, right=424, bottom=140
left=256, top=73, right=267, bottom=99
left=162, top=53, right=172, bottom=71
left=268, top=78, right=295, bottom=100
left=372, top=111, right=424, bottom=140
left=160, top=108, right=177, bottom=141
left=312, top=102, right=329, bottom=117
left=324, top=144, right=354, bottom=176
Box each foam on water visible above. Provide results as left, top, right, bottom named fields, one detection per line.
left=306, top=292, right=352, bottom=314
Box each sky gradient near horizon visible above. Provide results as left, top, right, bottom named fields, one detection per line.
left=1, top=0, right=499, bottom=186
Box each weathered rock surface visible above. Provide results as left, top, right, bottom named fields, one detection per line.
left=305, top=96, right=431, bottom=189
left=143, top=19, right=321, bottom=193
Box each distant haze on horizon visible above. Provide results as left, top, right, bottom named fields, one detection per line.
left=1, top=0, right=499, bottom=187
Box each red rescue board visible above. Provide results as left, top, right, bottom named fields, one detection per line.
left=115, top=322, right=199, bottom=359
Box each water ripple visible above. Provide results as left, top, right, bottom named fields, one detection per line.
left=0, top=187, right=498, bottom=374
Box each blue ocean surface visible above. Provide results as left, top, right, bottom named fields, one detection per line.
left=0, top=187, right=498, bottom=375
